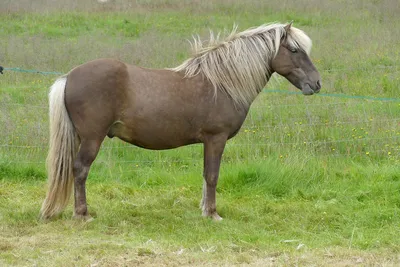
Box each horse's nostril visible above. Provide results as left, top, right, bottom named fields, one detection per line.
left=316, top=80, right=321, bottom=89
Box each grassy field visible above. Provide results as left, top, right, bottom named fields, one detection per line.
left=1, top=0, right=400, bottom=266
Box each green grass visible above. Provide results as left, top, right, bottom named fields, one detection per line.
left=1, top=160, right=400, bottom=265
left=1, top=0, right=400, bottom=265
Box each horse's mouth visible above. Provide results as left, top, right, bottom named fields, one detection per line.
left=301, top=84, right=314, bottom=95
left=301, top=84, right=320, bottom=95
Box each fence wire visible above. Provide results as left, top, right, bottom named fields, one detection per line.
left=1, top=67, right=399, bottom=168
left=1, top=95, right=399, bottom=167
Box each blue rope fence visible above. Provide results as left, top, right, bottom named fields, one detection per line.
left=263, top=89, right=400, bottom=102
left=2, top=66, right=400, bottom=102
left=3, top=67, right=63, bottom=76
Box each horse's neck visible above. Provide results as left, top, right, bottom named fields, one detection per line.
left=171, top=65, right=273, bottom=110
left=250, top=70, right=273, bottom=101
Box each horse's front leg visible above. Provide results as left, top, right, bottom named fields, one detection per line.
left=201, top=134, right=227, bottom=221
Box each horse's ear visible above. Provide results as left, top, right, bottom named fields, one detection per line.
left=284, top=21, right=293, bottom=32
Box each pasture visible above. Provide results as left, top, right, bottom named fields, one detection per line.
left=1, top=0, right=399, bottom=266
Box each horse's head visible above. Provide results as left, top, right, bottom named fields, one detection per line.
left=271, top=23, right=321, bottom=95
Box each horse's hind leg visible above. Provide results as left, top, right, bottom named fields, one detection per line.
left=73, top=138, right=103, bottom=220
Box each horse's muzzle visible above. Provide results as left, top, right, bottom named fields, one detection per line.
left=301, top=84, right=315, bottom=95
left=302, top=80, right=321, bottom=95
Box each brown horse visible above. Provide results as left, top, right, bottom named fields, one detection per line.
left=40, top=22, right=321, bottom=221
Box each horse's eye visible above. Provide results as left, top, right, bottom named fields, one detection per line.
left=290, top=48, right=297, bottom=53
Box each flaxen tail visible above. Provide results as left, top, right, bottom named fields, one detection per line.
left=40, top=76, right=79, bottom=219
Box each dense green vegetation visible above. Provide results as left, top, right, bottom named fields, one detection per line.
left=1, top=0, right=399, bottom=265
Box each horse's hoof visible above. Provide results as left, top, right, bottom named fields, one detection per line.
left=72, top=214, right=94, bottom=222
left=202, top=211, right=223, bottom=221
left=211, top=213, right=223, bottom=221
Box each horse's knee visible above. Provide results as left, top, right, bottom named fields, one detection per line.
left=77, top=152, right=96, bottom=167
left=73, top=159, right=81, bottom=174
left=73, top=141, right=101, bottom=178
left=73, top=158, right=91, bottom=182
left=204, top=174, right=219, bottom=187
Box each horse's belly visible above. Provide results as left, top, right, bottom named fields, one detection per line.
left=108, top=120, right=201, bottom=150
left=129, top=138, right=199, bottom=150
left=120, top=135, right=201, bottom=150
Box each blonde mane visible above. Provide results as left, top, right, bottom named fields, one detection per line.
left=171, top=23, right=312, bottom=107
